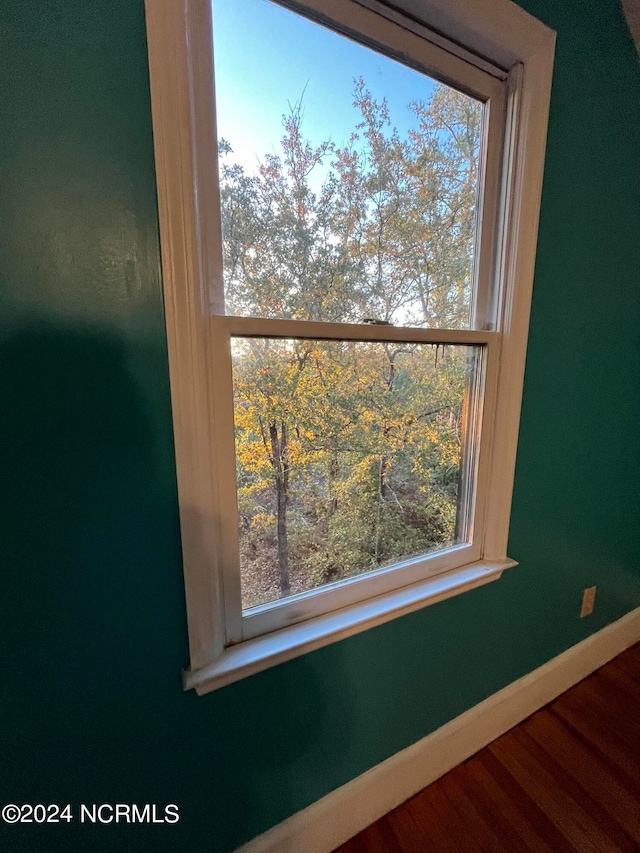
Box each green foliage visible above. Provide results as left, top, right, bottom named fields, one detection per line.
left=223, top=81, right=482, bottom=608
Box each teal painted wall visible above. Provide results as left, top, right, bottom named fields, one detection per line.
left=1, top=0, right=639, bottom=850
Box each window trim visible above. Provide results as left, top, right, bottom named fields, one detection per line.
left=145, top=0, right=556, bottom=694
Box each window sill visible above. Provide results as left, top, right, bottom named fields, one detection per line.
left=184, top=557, right=517, bottom=694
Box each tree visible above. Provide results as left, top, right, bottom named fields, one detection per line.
left=220, top=81, right=481, bottom=607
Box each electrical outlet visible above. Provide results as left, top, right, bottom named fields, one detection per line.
left=580, top=586, right=596, bottom=617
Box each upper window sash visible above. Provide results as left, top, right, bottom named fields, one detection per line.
left=208, top=0, right=507, bottom=332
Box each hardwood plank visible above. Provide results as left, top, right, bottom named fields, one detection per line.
left=346, top=820, right=402, bottom=853
left=447, top=763, right=536, bottom=852
left=523, top=711, right=640, bottom=840
left=569, top=666, right=639, bottom=725
left=460, top=754, right=555, bottom=853
left=610, top=645, right=640, bottom=679
left=555, top=685, right=640, bottom=759
left=549, top=704, right=640, bottom=795
left=489, top=732, right=620, bottom=852
left=586, top=662, right=640, bottom=714
left=510, top=724, right=638, bottom=851
left=382, top=798, right=439, bottom=853
left=601, top=661, right=640, bottom=703
left=402, top=793, right=461, bottom=853
left=419, top=783, right=484, bottom=852
left=476, top=747, right=578, bottom=853
left=439, top=771, right=507, bottom=850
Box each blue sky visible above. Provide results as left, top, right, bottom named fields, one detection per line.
left=211, top=0, right=440, bottom=175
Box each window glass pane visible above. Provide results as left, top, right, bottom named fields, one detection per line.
left=232, top=337, right=483, bottom=610
left=212, top=0, right=483, bottom=329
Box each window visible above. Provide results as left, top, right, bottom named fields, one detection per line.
left=145, top=0, right=555, bottom=693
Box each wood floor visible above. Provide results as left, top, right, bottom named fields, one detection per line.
left=333, top=642, right=640, bottom=853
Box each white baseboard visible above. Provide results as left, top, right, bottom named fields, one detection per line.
left=234, top=606, right=640, bottom=853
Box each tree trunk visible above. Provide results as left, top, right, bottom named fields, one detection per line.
left=328, top=451, right=339, bottom=515
left=269, top=421, right=290, bottom=596
left=378, top=454, right=389, bottom=500
left=374, top=348, right=396, bottom=564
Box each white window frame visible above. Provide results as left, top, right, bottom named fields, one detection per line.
left=145, top=0, right=556, bottom=694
